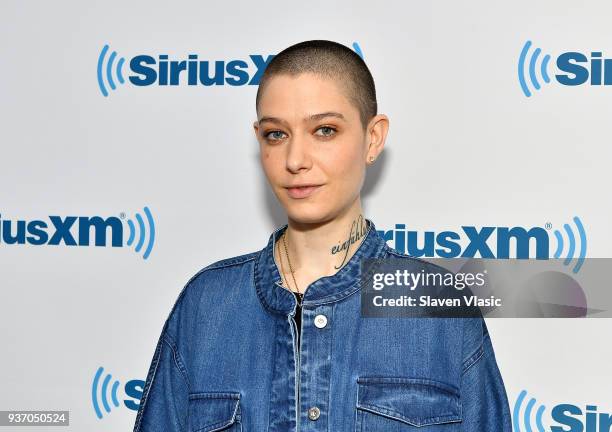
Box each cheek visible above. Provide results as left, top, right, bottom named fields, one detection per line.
left=261, top=149, right=282, bottom=181
left=321, top=147, right=365, bottom=196
left=328, top=143, right=364, bottom=176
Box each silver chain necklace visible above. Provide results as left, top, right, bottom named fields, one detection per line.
left=277, top=220, right=371, bottom=307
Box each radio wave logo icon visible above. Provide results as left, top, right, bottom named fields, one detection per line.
left=124, top=206, right=156, bottom=260
left=92, top=366, right=121, bottom=419
left=551, top=216, right=587, bottom=274
left=513, top=389, right=548, bottom=432
left=97, top=44, right=126, bottom=97
left=518, top=40, right=552, bottom=97
left=352, top=41, right=364, bottom=60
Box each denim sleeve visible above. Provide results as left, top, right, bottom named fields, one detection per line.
left=132, top=325, right=191, bottom=432
left=460, top=318, right=513, bottom=431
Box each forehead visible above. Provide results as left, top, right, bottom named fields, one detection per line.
left=258, top=72, right=358, bottom=121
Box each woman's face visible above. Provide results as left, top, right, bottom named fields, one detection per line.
left=253, top=72, right=370, bottom=225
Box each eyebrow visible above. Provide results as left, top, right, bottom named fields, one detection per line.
left=258, top=111, right=346, bottom=126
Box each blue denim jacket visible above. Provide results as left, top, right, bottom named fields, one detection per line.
left=132, top=219, right=512, bottom=431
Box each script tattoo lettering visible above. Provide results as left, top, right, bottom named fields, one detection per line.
left=330, top=214, right=368, bottom=269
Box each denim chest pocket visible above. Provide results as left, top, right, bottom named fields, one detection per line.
left=187, top=392, right=242, bottom=432
left=355, top=377, right=462, bottom=431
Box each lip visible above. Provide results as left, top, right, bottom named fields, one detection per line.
left=284, top=184, right=323, bottom=199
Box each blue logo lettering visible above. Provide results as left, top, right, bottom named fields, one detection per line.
left=518, top=40, right=612, bottom=96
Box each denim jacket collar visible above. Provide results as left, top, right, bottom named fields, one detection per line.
left=254, top=218, right=387, bottom=315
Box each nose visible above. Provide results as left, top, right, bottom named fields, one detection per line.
left=286, top=134, right=312, bottom=173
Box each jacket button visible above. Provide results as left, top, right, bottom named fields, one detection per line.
left=314, top=314, right=328, bottom=328
left=308, top=406, right=320, bottom=420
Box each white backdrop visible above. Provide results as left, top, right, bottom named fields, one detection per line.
left=1, top=1, right=611, bottom=430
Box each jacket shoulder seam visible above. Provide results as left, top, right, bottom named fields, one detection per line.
left=461, top=330, right=489, bottom=375
left=198, top=252, right=258, bottom=273
left=170, top=252, right=258, bottom=316
left=162, top=252, right=258, bottom=339
left=162, top=331, right=192, bottom=392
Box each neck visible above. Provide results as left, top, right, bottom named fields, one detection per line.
left=277, top=199, right=370, bottom=292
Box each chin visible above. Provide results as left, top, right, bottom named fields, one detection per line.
left=284, top=204, right=334, bottom=225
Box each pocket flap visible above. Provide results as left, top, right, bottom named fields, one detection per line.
left=187, top=392, right=241, bottom=432
left=356, top=377, right=461, bottom=427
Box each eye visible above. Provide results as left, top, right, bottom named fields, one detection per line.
left=315, top=126, right=337, bottom=137
left=264, top=130, right=287, bottom=141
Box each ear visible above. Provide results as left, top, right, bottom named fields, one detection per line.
left=365, top=114, right=389, bottom=164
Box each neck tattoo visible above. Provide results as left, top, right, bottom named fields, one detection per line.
left=330, top=214, right=369, bottom=270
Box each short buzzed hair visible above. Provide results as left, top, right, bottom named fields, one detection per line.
left=255, top=40, right=377, bottom=131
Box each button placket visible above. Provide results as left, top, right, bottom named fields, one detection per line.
left=297, top=304, right=333, bottom=430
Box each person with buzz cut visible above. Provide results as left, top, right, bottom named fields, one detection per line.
left=133, top=39, right=513, bottom=432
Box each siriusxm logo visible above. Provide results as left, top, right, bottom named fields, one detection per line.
left=91, top=366, right=143, bottom=419
left=514, top=389, right=612, bottom=432
left=518, top=40, right=612, bottom=96
left=378, top=216, right=587, bottom=273
left=96, top=41, right=365, bottom=97
left=0, top=206, right=155, bottom=259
